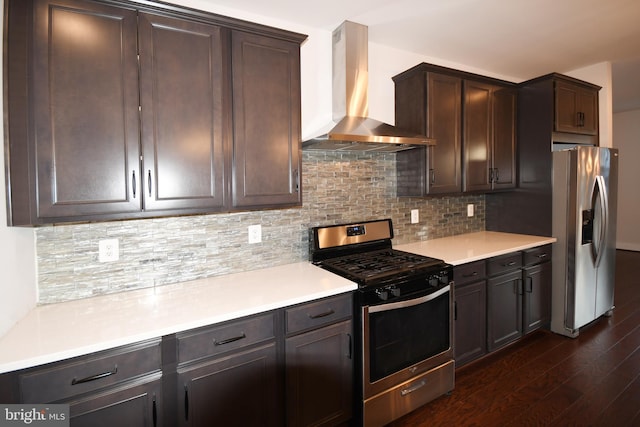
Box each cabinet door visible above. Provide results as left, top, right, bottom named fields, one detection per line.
left=31, top=0, right=141, bottom=219
left=491, top=87, right=517, bottom=190
left=286, top=320, right=353, bottom=427
left=454, top=280, right=487, bottom=367
left=523, top=262, right=552, bottom=333
left=69, top=378, right=162, bottom=427
left=426, top=73, right=463, bottom=194
left=138, top=13, right=226, bottom=212
left=177, top=343, right=280, bottom=427
left=231, top=31, right=301, bottom=208
left=463, top=81, right=493, bottom=192
left=555, top=81, right=598, bottom=135
left=487, top=270, right=523, bottom=351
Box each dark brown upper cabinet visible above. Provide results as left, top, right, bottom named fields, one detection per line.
left=485, top=73, right=600, bottom=237
left=230, top=31, right=302, bottom=208
left=395, top=72, right=462, bottom=196
left=393, top=63, right=516, bottom=196
left=138, top=12, right=226, bottom=213
left=555, top=78, right=599, bottom=136
left=3, top=0, right=305, bottom=226
left=464, top=81, right=517, bottom=193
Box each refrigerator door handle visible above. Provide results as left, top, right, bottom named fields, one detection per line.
left=593, top=175, right=609, bottom=268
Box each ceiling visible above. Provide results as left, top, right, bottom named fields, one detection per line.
left=198, top=0, right=640, bottom=112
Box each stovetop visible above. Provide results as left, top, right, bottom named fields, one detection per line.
left=318, top=249, right=444, bottom=280
left=310, top=219, right=448, bottom=288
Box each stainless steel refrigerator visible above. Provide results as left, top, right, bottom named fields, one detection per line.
left=551, top=146, right=619, bottom=338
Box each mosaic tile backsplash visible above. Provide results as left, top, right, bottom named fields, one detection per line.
left=36, top=151, right=484, bottom=303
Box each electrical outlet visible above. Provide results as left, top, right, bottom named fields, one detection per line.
left=99, top=238, right=119, bottom=262
left=467, top=204, right=474, bottom=217
left=248, top=225, right=262, bottom=244
left=410, top=209, right=419, bottom=224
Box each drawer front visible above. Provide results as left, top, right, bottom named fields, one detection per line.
left=177, top=312, right=276, bottom=364
left=20, top=339, right=161, bottom=403
left=286, top=293, right=352, bottom=335
left=487, top=252, right=523, bottom=276
left=454, top=261, right=486, bottom=287
left=523, top=245, right=552, bottom=266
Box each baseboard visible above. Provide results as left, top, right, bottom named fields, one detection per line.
left=617, top=242, right=640, bottom=252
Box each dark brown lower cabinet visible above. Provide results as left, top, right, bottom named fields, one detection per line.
left=285, top=320, right=353, bottom=427
left=454, top=245, right=552, bottom=366
left=12, top=339, right=163, bottom=427
left=1, top=294, right=354, bottom=427
left=487, top=269, right=523, bottom=352
left=454, top=280, right=487, bottom=367
left=523, top=256, right=552, bottom=334
left=177, top=344, right=279, bottom=427
left=453, top=259, right=487, bottom=367
left=69, top=378, right=162, bottom=427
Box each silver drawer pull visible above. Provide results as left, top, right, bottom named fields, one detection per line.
left=400, top=380, right=427, bottom=396
left=308, top=309, right=335, bottom=319
left=502, top=261, right=517, bottom=267
left=462, top=271, right=479, bottom=278
left=213, top=333, right=246, bottom=346
left=71, top=365, right=118, bottom=385
left=537, top=253, right=548, bottom=258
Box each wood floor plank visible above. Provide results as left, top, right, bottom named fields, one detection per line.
left=594, top=373, right=640, bottom=426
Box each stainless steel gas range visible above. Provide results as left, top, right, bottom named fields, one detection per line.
left=310, top=219, right=455, bottom=426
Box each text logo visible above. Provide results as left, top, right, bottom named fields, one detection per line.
left=0, top=405, right=69, bottom=427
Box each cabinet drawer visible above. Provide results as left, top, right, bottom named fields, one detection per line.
left=487, top=252, right=522, bottom=276
left=20, top=339, right=161, bottom=403
left=523, top=245, right=552, bottom=266
left=454, top=261, right=486, bottom=287
left=177, top=312, right=275, bottom=364
left=286, top=293, right=352, bottom=335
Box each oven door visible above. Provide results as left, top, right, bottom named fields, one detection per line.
left=362, top=283, right=453, bottom=398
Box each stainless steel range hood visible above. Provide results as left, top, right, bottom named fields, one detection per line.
left=303, top=21, right=435, bottom=152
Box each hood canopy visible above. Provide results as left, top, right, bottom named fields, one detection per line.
left=303, top=21, right=435, bottom=152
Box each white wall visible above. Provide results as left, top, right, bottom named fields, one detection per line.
left=613, top=109, right=640, bottom=251
left=0, top=0, right=38, bottom=337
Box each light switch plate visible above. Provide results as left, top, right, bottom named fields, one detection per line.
left=467, top=204, right=474, bottom=217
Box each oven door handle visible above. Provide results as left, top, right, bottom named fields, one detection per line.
left=368, top=284, right=450, bottom=314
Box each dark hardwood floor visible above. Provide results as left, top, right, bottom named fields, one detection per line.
left=390, top=249, right=640, bottom=427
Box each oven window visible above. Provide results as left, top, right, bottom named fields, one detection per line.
left=368, top=290, right=450, bottom=382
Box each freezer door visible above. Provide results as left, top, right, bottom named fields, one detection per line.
left=593, top=148, right=617, bottom=319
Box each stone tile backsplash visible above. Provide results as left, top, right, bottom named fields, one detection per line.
left=36, top=151, right=484, bottom=303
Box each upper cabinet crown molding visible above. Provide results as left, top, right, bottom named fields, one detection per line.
left=3, top=0, right=306, bottom=226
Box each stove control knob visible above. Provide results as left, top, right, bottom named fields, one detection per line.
left=439, top=272, right=449, bottom=284
left=390, top=286, right=401, bottom=297
left=428, top=276, right=439, bottom=287
left=376, top=289, right=389, bottom=301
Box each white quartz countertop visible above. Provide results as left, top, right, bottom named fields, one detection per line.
left=396, top=231, right=556, bottom=265
left=0, top=231, right=555, bottom=375
left=0, top=262, right=356, bottom=374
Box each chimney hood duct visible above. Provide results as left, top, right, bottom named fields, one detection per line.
left=302, top=21, right=435, bottom=152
